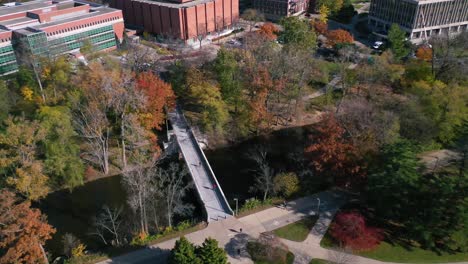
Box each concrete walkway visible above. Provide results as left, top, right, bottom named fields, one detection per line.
left=168, top=107, right=233, bottom=221
left=97, top=190, right=347, bottom=264
left=98, top=190, right=468, bottom=264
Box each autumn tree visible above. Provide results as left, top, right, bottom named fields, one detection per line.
left=330, top=211, right=383, bottom=251
left=317, top=0, right=343, bottom=13
left=273, top=172, right=299, bottom=197
left=311, top=19, right=328, bottom=35
left=186, top=67, right=229, bottom=132
left=248, top=67, right=273, bottom=133
left=257, top=22, right=279, bottom=41
left=0, top=190, right=56, bottom=264
left=415, top=45, right=433, bottom=61
left=0, top=117, right=49, bottom=200
left=305, top=113, right=364, bottom=187
left=326, top=29, right=354, bottom=47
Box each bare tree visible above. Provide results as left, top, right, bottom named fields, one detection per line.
left=91, top=205, right=124, bottom=247
left=157, top=163, right=193, bottom=227
left=247, top=145, right=275, bottom=201
left=241, top=9, right=265, bottom=32
left=74, top=100, right=111, bottom=174
left=123, top=42, right=158, bottom=73
left=197, top=23, right=208, bottom=49
left=122, top=163, right=154, bottom=235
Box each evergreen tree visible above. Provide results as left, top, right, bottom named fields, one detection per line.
left=388, top=24, right=410, bottom=60
left=38, top=106, right=84, bottom=190
left=169, top=237, right=201, bottom=264
left=368, top=139, right=422, bottom=220
left=197, top=238, right=229, bottom=264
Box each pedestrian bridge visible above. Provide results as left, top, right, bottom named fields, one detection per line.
left=167, top=107, right=234, bottom=222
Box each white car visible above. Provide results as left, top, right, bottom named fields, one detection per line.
left=372, top=41, right=384, bottom=49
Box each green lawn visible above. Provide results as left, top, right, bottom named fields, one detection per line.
left=359, top=242, right=468, bottom=263
left=309, top=259, right=330, bottom=264
left=320, top=233, right=468, bottom=263
left=274, top=216, right=319, bottom=242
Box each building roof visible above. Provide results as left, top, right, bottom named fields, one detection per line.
left=0, top=0, right=122, bottom=35
left=132, top=0, right=217, bottom=9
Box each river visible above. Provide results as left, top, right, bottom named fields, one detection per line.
left=39, top=125, right=315, bottom=257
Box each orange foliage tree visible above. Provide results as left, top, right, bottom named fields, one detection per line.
left=257, top=22, right=279, bottom=40
left=311, top=19, right=328, bottom=35
left=305, top=113, right=364, bottom=187
left=135, top=71, right=176, bottom=131
left=326, top=29, right=354, bottom=47
left=249, top=67, right=273, bottom=133
left=0, top=190, right=56, bottom=264
left=415, top=46, right=433, bottom=61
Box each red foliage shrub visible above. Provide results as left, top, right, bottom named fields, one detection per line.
left=311, top=19, right=328, bottom=35
left=330, top=211, right=384, bottom=251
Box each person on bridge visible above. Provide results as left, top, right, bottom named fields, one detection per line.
left=213, top=183, right=216, bottom=190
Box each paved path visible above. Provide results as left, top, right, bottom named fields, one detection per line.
left=302, top=63, right=358, bottom=102
left=97, top=190, right=347, bottom=264
left=168, top=107, right=233, bottom=221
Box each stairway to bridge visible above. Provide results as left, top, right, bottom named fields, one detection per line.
left=167, top=107, right=234, bottom=222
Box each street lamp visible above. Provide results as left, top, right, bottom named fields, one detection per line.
left=316, top=198, right=321, bottom=215
left=234, top=198, right=239, bottom=216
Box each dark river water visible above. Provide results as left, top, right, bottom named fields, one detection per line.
left=39, top=125, right=314, bottom=257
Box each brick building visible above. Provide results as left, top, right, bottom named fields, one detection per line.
left=369, top=0, right=468, bottom=43
left=109, top=0, right=239, bottom=44
left=0, top=0, right=124, bottom=76
left=253, top=0, right=310, bottom=21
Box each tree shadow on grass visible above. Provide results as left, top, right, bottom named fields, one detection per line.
left=224, top=232, right=253, bottom=260
left=105, top=246, right=172, bottom=263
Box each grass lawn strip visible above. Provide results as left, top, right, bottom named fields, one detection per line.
left=273, top=216, right=319, bottom=242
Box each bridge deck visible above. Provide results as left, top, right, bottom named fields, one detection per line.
left=168, top=107, right=233, bottom=222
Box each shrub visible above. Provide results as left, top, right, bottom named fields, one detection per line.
left=330, top=211, right=383, bottom=251
left=274, top=172, right=300, bottom=197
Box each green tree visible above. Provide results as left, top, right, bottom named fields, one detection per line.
left=0, top=81, right=10, bottom=123
left=279, top=17, right=317, bottom=51
left=169, top=237, right=201, bottom=264
left=38, top=106, right=84, bottom=190
left=368, top=139, right=422, bottom=220
left=197, top=237, right=228, bottom=264
left=212, top=48, right=243, bottom=110
left=388, top=24, right=410, bottom=60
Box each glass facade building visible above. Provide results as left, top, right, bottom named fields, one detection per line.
left=0, top=0, right=124, bottom=76
left=369, top=0, right=468, bottom=43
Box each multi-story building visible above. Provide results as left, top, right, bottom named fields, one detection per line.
left=109, top=0, right=239, bottom=45
left=253, top=0, right=310, bottom=21
left=0, top=0, right=124, bottom=76
left=369, top=0, right=468, bottom=43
